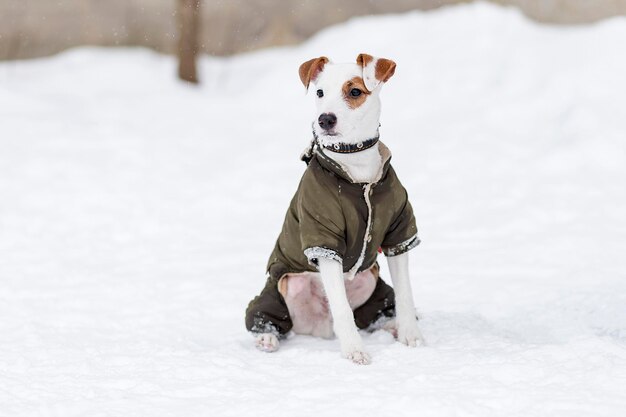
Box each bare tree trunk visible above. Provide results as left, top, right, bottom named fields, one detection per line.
left=177, top=0, right=201, bottom=84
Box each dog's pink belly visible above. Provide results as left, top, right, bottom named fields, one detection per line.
left=279, top=269, right=377, bottom=338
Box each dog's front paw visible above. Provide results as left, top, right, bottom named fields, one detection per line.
left=254, top=333, right=280, bottom=352
left=344, top=349, right=371, bottom=365
left=396, top=317, right=425, bottom=347
left=338, top=330, right=371, bottom=364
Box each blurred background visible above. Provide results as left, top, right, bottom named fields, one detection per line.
left=2, top=0, right=626, bottom=61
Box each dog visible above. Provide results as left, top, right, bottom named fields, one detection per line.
left=245, top=54, right=423, bottom=365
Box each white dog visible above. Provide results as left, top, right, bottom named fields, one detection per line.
left=245, top=54, right=423, bottom=365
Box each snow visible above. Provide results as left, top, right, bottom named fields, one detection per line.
left=1, top=2, right=626, bottom=416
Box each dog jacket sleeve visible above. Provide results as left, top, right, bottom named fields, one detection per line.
left=297, top=167, right=347, bottom=267
left=380, top=188, right=420, bottom=257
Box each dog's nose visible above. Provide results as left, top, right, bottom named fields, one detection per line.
left=318, top=113, right=337, bottom=130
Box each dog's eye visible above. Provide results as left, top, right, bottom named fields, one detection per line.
left=316, top=89, right=324, bottom=98
left=350, top=88, right=362, bottom=97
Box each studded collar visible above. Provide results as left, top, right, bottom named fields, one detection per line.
left=312, top=126, right=380, bottom=154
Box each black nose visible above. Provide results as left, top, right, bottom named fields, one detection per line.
left=318, top=113, right=337, bottom=130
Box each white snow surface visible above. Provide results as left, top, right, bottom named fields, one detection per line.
left=1, top=3, right=626, bottom=416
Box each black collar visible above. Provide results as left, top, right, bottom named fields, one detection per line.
left=312, top=128, right=380, bottom=154
left=301, top=125, right=381, bottom=165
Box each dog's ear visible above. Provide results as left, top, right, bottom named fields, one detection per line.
left=299, top=56, right=329, bottom=90
left=356, top=53, right=396, bottom=92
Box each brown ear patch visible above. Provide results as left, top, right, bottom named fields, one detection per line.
left=298, top=56, right=329, bottom=89
left=342, top=77, right=371, bottom=109
left=357, top=53, right=396, bottom=90
left=375, top=58, right=396, bottom=83
left=356, top=53, right=374, bottom=68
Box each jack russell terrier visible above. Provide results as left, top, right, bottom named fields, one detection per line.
left=245, top=54, right=424, bottom=365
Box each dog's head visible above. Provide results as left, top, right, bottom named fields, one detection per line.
left=299, top=54, right=396, bottom=144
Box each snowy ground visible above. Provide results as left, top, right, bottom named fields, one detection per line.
left=1, top=3, right=626, bottom=416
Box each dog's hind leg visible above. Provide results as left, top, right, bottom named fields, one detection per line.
left=245, top=275, right=293, bottom=353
